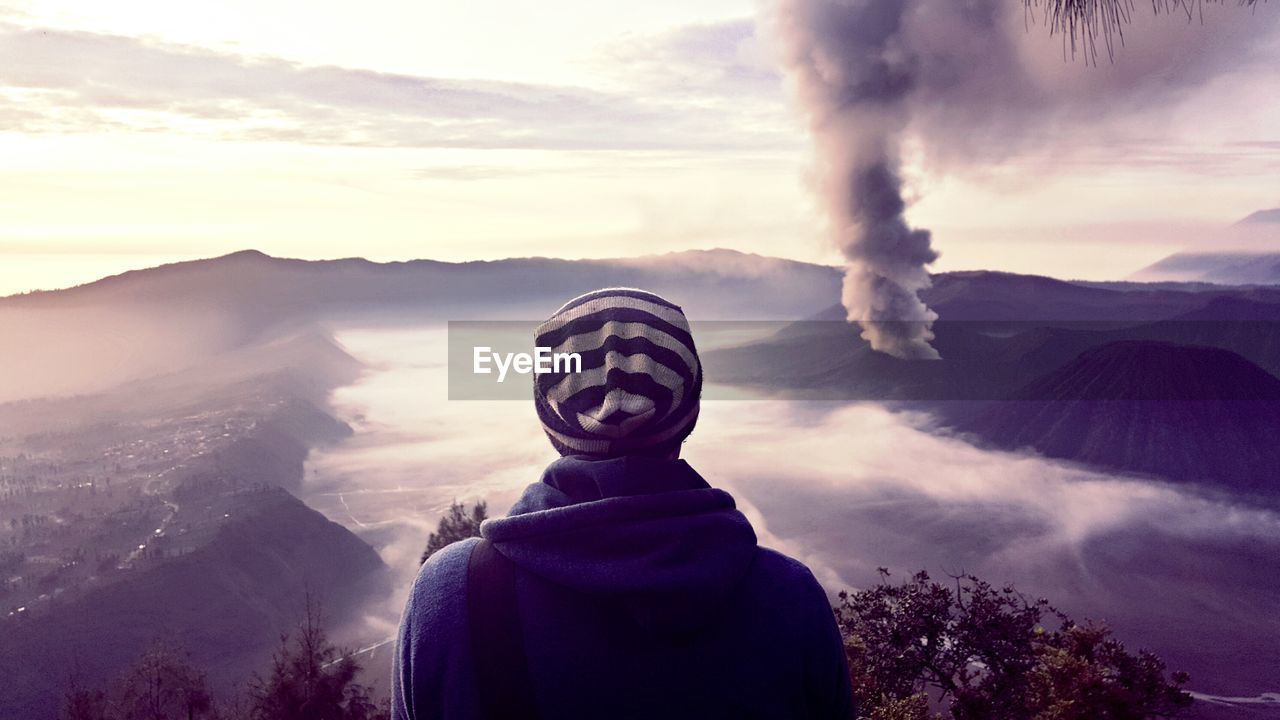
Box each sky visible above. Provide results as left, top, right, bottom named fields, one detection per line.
left=1, top=0, right=1279, bottom=295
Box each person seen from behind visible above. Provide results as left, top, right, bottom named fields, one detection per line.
left=393, top=288, right=853, bottom=719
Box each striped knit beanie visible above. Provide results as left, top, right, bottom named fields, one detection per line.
left=533, top=288, right=702, bottom=457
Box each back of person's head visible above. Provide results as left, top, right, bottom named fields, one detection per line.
left=533, top=288, right=702, bottom=459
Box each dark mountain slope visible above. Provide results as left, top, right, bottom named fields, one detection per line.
left=0, top=487, right=388, bottom=720
left=954, top=342, right=1280, bottom=492
left=920, top=271, right=1226, bottom=321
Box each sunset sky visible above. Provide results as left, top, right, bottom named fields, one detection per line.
left=2, top=0, right=1279, bottom=295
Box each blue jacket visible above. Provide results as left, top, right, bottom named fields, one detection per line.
left=392, top=455, right=853, bottom=719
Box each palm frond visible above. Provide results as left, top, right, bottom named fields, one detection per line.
left=1024, top=0, right=1266, bottom=63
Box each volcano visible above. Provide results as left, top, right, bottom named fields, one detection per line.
left=955, top=341, right=1280, bottom=493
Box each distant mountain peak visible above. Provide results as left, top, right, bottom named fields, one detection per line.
left=214, top=249, right=274, bottom=262
left=1131, top=251, right=1280, bottom=285
left=934, top=269, right=1084, bottom=288
left=1237, top=208, right=1280, bottom=225
left=956, top=340, right=1280, bottom=490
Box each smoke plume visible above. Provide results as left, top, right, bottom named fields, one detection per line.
left=773, top=0, right=1278, bottom=359
left=776, top=0, right=941, bottom=359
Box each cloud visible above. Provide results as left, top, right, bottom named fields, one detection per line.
left=604, top=19, right=782, bottom=99
left=1232, top=140, right=1280, bottom=152
left=1051, top=138, right=1280, bottom=176
left=411, top=165, right=548, bottom=182
left=688, top=399, right=1280, bottom=693
left=309, top=326, right=1280, bottom=695
left=0, top=21, right=791, bottom=152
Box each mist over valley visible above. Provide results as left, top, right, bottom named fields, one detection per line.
left=3, top=250, right=1280, bottom=718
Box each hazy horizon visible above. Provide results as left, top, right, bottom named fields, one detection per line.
left=5, top=229, right=1279, bottom=299
left=3, top=0, right=1280, bottom=297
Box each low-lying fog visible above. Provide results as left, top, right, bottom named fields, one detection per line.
left=305, top=327, right=1280, bottom=700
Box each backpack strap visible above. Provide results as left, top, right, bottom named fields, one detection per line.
left=467, top=539, right=539, bottom=720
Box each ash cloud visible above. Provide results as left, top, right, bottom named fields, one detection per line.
left=771, top=0, right=1279, bottom=358
left=775, top=0, right=940, bottom=359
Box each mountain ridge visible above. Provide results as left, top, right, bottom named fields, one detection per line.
left=953, top=340, right=1280, bottom=492
left=1132, top=252, right=1280, bottom=285
left=1237, top=208, right=1280, bottom=225
left=0, top=248, right=839, bottom=304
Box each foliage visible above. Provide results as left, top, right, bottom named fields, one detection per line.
left=246, top=597, right=389, bottom=720
left=863, top=693, right=939, bottom=720
left=61, top=641, right=211, bottom=720
left=60, top=685, right=111, bottom=720
left=117, top=643, right=213, bottom=720
left=419, top=500, right=487, bottom=564
left=836, top=570, right=1193, bottom=720
left=60, top=601, right=388, bottom=720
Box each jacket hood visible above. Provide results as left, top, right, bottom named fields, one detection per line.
left=482, top=455, right=758, bottom=633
